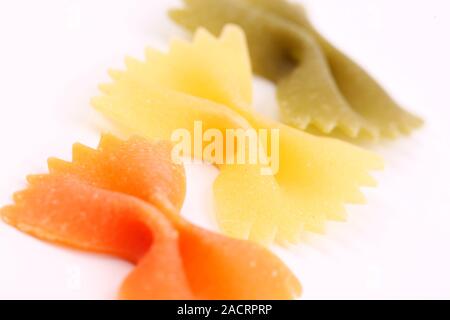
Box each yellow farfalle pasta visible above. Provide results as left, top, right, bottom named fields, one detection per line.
left=170, top=0, right=423, bottom=139
left=92, top=25, right=382, bottom=244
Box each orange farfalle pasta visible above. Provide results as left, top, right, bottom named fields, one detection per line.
left=92, top=26, right=383, bottom=244
left=1, top=134, right=301, bottom=300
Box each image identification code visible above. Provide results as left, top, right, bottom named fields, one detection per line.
left=177, top=304, right=273, bottom=318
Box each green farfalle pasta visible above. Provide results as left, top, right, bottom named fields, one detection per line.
left=170, top=0, right=423, bottom=139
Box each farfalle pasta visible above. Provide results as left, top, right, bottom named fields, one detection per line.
left=92, top=26, right=382, bottom=244
left=170, top=0, right=423, bottom=139
left=1, top=134, right=301, bottom=300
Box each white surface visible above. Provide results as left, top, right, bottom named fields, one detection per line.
left=0, top=0, right=449, bottom=299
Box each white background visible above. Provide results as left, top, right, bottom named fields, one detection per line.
left=0, top=0, right=449, bottom=299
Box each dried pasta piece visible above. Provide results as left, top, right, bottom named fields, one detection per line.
left=92, top=26, right=382, bottom=244
left=169, top=0, right=423, bottom=139
left=1, top=134, right=301, bottom=300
